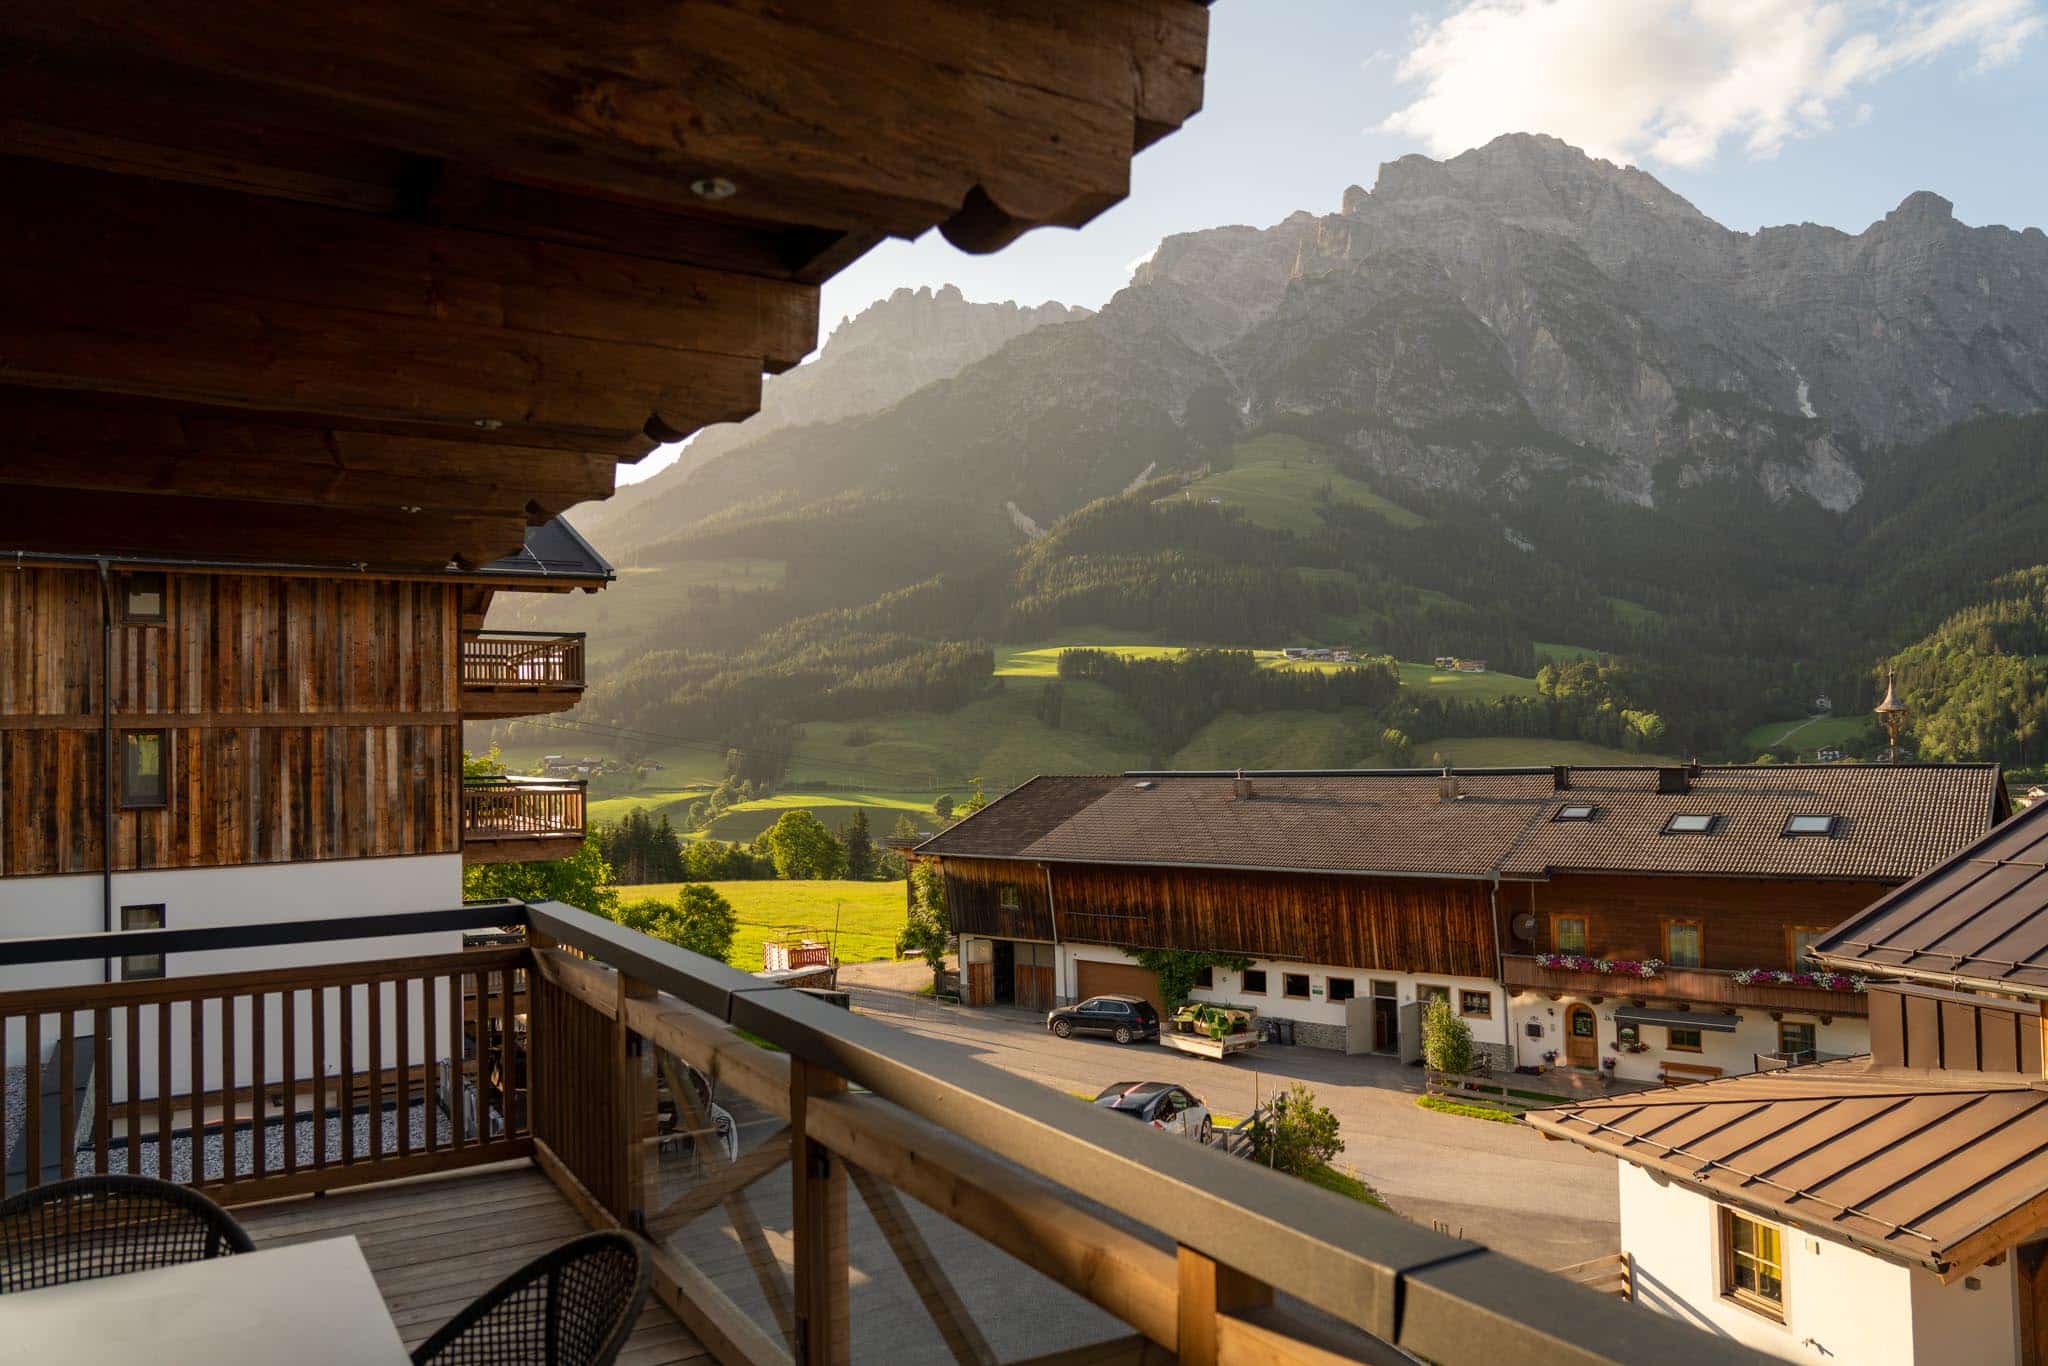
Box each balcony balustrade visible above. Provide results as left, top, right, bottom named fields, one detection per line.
left=0, top=906, right=1769, bottom=1366
left=460, top=630, right=586, bottom=718
left=462, top=777, right=586, bottom=863
left=1502, top=953, right=1869, bottom=1017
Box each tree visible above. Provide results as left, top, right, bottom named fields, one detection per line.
left=463, top=744, right=508, bottom=779
left=1247, top=1083, right=1344, bottom=1177
left=961, top=777, right=989, bottom=815
left=1421, top=997, right=1475, bottom=1076
left=462, top=831, right=620, bottom=919
left=900, top=860, right=952, bottom=991
left=670, top=883, right=738, bottom=961
left=932, top=794, right=956, bottom=825
left=840, top=808, right=875, bottom=880
left=765, top=809, right=846, bottom=880
left=891, top=813, right=921, bottom=840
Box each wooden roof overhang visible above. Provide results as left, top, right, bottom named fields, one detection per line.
left=0, top=2, right=1211, bottom=569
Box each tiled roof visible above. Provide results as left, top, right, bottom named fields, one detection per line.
left=1813, top=795, right=2048, bottom=990
left=1497, top=765, right=2004, bottom=881
left=919, top=765, right=2004, bottom=883
left=477, top=515, right=614, bottom=582
left=1526, top=1058, right=2048, bottom=1276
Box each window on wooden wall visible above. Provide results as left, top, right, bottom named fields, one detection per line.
left=1667, top=1026, right=1703, bottom=1052
left=998, top=884, right=1021, bottom=911
left=1283, top=973, right=1310, bottom=999
left=1721, top=1209, right=1786, bottom=1319
left=1242, top=969, right=1267, bottom=994
left=1553, top=915, right=1588, bottom=954
left=1459, top=989, right=1492, bottom=1018
left=1663, top=919, right=1703, bottom=968
left=121, top=572, right=167, bottom=624
left=120, top=904, right=165, bottom=981
left=119, top=730, right=169, bottom=808
left=1327, top=977, right=1356, bottom=1003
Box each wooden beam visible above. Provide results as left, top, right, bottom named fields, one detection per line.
left=1176, top=1246, right=1272, bottom=1366
left=0, top=1, right=1208, bottom=244
left=645, top=1125, right=792, bottom=1235
left=791, top=1059, right=851, bottom=1366
left=847, top=1162, right=997, bottom=1366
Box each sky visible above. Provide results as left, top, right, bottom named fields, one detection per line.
left=626, top=0, right=2048, bottom=483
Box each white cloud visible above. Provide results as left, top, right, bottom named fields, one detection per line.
left=1378, top=0, right=2043, bottom=169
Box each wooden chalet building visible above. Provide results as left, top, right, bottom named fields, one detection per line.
left=918, top=764, right=2007, bottom=1078
left=1529, top=796, right=2048, bottom=1364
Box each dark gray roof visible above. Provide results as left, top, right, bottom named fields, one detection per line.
left=1813, top=795, right=2048, bottom=991
left=477, top=515, right=613, bottom=583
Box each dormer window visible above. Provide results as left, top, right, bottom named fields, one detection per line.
left=1662, top=814, right=1720, bottom=835
left=1553, top=805, right=1597, bottom=822
left=1783, top=814, right=1838, bottom=837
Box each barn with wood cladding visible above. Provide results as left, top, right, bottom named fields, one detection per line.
left=916, top=763, right=2008, bottom=1075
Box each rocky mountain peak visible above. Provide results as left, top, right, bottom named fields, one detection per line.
left=1883, top=189, right=1956, bottom=230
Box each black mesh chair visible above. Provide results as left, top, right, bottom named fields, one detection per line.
left=411, top=1231, right=651, bottom=1365
left=0, top=1174, right=255, bottom=1294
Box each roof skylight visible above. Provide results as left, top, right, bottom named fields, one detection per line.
left=1662, top=813, right=1720, bottom=835
left=1783, top=814, right=1838, bottom=837
left=1553, top=805, right=1597, bottom=822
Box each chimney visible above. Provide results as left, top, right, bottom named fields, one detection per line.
left=1438, top=766, right=1462, bottom=803
left=1232, top=769, right=1254, bottom=801
left=1657, top=766, right=1691, bottom=795
left=1552, top=765, right=1572, bottom=791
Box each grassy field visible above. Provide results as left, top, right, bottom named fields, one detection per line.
left=1169, top=710, right=1374, bottom=771
left=1604, top=596, right=1663, bottom=628
left=1392, top=661, right=1541, bottom=698
left=1370, top=735, right=1675, bottom=767
left=696, top=791, right=939, bottom=843
left=587, top=788, right=712, bottom=825
left=1534, top=642, right=1603, bottom=665
left=1738, top=714, right=1876, bottom=756
left=1174, top=435, right=1427, bottom=534
left=613, top=878, right=907, bottom=970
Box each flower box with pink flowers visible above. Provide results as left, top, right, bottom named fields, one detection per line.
left=1534, top=953, right=1663, bottom=979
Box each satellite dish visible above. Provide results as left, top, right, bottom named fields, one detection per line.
left=1511, top=912, right=1539, bottom=943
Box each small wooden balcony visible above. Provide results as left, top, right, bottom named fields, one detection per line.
left=1502, top=954, right=1870, bottom=1018
left=460, top=630, right=586, bottom=719
left=0, top=904, right=1761, bottom=1366
left=462, top=777, right=586, bottom=863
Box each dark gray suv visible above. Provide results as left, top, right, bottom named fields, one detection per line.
left=1046, top=994, right=1160, bottom=1045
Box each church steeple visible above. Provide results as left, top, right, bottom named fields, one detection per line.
left=1875, top=664, right=1910, bottom=763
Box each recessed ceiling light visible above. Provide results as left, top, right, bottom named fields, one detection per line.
left=691, top=177, right=738, bottom=201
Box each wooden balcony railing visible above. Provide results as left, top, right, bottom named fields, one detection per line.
left=462, top=778, right=586, bottom=861
left=1502, top=954, right=1870, bottom=1017
left=0, top=908, right=1767, bottom=1366
left=461, top=630, right=585, bottom=688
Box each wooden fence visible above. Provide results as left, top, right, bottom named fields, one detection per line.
left=460, top=630, right=585, bottom=688
left=461, top=778, right=587, bottom=839
left=1554, top=1252, right=1633, bottom=1301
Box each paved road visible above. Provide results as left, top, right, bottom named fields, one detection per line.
left=849, top=987, right=1621, bottom=1269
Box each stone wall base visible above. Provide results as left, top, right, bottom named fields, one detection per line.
left=1291, top=1020, right=1349, bottom=1051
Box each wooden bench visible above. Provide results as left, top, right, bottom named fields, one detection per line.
left=1659, top=1061, right=1724, bottom=1086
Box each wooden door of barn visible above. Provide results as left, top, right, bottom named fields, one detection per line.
left=1014, top=942, right=1056, bottom=1012
left=1074, top=959, right=1163, bottom=1014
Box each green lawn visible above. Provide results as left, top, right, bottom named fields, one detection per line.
left=1174, top=435, right=1427, bottom=533
left=1169, top=710, right=1375, bottom=771
left=994, top=633, right=1180, bottom=678
left=696, top=791, right=939, bottom=843
left=1737, top=713, right=1876, bottom=756
left=613, top=879, right=907, bottom=970
left=587, top=787, right=712, bottom=825
left=1392, top=661, right=1541, bottom=698
left=1370, top=735, right=1675, bottom=767
left=1534, top=642, right=1603, bottom=665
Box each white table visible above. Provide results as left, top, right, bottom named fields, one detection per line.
left=2, top=1234, right=410, bottom=1364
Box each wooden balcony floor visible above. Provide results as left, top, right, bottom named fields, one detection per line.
left=238, top=1162, right=706, bottom=1365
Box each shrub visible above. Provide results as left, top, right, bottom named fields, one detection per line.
left=1248, top=1083, right=1344, bottom=1177
left=1422, top=997, right=1475, bottom=1076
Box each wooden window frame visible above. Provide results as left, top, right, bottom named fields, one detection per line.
left=118, top=728, right=171, bottom=810
left=1552, top=914, right=1590, bottom=955
left=997, top=884, right=1021, bottom=912
left=1327, top=976, right=1357, bottom=1003
left=1241, top=969, right=1268, bottom=995
left=1458, top=989, right=1492, bottom=1019
left=1662, top=917, right=1705, bottom=969
left=1720, top=1207, right=1787, bottom=1321
left=1666, top=1026, right=1703, bottom=1053
left=120, top=904, right=166, bottom=982
left=1786, top=926, right=1830, bottom=969
left=1282, top=972, right=1311, bottom=1000
left=1778, top=1020, right=1818, bottom=1056
left=1418, top=984, right=1451, bottom=1007
left=120, top=571, right=168, bottom=625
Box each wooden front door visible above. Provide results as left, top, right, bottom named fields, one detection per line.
left=1373, top=997, right=1399, bottom=1053
left=1566, top=1005, right=1598, bottom=1068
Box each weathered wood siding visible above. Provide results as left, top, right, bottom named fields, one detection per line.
left=1520, top=874, right=1896, bottom=970
left=942, top=858, right=1054, bottom=941
left=1050, top=863, right=1497, bottom=978
left=1, top=566, right=461, bottom=874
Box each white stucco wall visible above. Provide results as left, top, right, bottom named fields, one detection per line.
left=2, top=854, right=466, bottom=1087
left=1510, top=993, right=1869, bottom=1080
left=1619, top=1164, right=2017, bottom=1364
left=1057, top=942, right=1508, bottom=1052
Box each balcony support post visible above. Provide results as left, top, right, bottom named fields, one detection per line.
left=615, top=970, right=658, bottom=1232
left=1177, top=1245, right=1272, bottom=1366
left=791, top=1058, right=850, bottom=1366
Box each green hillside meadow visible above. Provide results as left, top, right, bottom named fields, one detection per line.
left=614, top=879, right=908, bottom=970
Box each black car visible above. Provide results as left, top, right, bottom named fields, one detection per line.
left=1046, top=994, right=1159, bottom=1044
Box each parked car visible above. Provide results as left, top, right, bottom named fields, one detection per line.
left=1047, top=994, right=1159, bottom=1044
left=1092, top=1081, right=1213, bottom=1143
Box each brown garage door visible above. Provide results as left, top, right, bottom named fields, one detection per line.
left=1075, top=959, right=1163, bottom=1014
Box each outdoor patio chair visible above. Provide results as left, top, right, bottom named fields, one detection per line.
left=0, top=1173, right=255, bottom=1293
left=411, top=1231, right=651, bottom=1366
